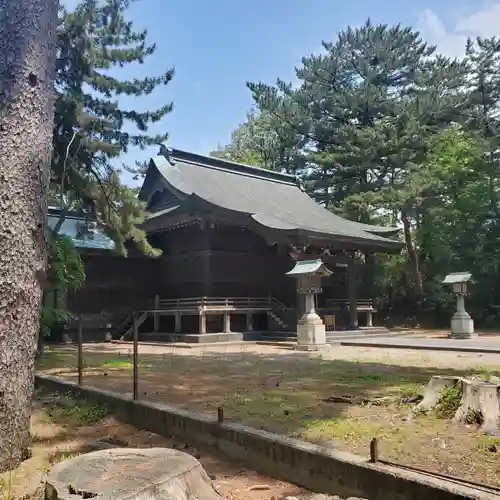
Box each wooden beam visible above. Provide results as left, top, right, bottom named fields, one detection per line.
left=347, top=263, right=358, bottom=329
left=295, top=253, right=353, bottom=266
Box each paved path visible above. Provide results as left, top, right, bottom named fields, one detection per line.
left=341, top=336, right=500, bottom=353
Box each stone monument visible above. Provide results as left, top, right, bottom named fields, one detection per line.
left=286, top=259, right=332, bottom=351
left=442, top=271, right=475, bottom=339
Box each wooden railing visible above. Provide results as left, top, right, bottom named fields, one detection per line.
left=155, top=296, right=272, bottom=312
left=270, top=297, right=290, bottom=310
left=324, top=298, right=376, bottom=312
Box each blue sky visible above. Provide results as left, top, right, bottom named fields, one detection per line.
left=63, top=0, right=500, bottom=185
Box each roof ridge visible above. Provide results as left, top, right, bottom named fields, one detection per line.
left=168, top=148, right=298, bottom=185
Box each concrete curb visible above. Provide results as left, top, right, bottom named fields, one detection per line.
left=35, top=374, right=499, bottom=500
left=340, top=340, right=500, bottom=354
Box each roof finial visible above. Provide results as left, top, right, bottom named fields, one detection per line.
left=159, top=144, right=175, bottom=165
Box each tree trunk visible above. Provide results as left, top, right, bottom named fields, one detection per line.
left=401, top=209, right=424, bottom=296
left=0, top=0, right=58, bottom=472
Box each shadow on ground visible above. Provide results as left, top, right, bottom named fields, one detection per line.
left=37, top=344, right=489, bottom=435
left=36, top=343, right=500, bottom=487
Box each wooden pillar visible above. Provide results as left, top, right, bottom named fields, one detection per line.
left=246, top=312, right=253, bottom=332
left=347, top=262, right=358, bottom=329
left=199, top=312, right=207, bottom=334
left=223, top=313, right=231, bottom=333
left=200, top=221, right=212, bottom=296
left=296, top=289, right=305, bottom=321
left=153, top=294, right=160, bottom=332
left=133, top=313, right=139, bottom=400
left=175, top=312, right=182, bottom=333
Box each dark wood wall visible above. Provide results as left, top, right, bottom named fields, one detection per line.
left=68, top=252, right=161, bottom=315
left=157, top=224, right=297, bottom=303
left=69, top=223, right=362, bottom=317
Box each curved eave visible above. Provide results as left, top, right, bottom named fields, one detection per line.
left=186, top=195, right=403, bottom=253
left=140, top=204, right=187, bottom=232
left=352, top=222, right=401, bottom=236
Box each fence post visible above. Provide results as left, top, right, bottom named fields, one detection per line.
left=77, top=316, right=83, bottom=386
left=217, top=406, right=224, bottom=423
left=153, top=294, right=160, bottom=332
left=369, top=437, right=379, bottom=463
left=133, top=312, right=139, bottom=400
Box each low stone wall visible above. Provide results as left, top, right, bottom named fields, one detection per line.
left=35, top=375, right=497, bottom=500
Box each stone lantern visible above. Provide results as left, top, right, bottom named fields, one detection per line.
left=286, top=259, right=333, bottom=350
left=442, top=272, right=475, bottom=339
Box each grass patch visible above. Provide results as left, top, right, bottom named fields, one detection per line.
left=94, top=359, right=153, bottom=370
left=303, top=417, right=380, bottom=442
left=0, top=475, right=12, bottom=500
left=474, top=435, right=500, bottom=453
left=100, top=359, right=134, bottom=369
left=47, top=394, right=108, bottom=426
left=434, top=383, right=462, bottom=419
left=398, top=383, right=424, bottom=399
left=224, top=388, right=315, bottom=434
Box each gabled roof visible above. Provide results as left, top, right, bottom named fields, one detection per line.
left=286, top=259, right=333, bottom=276
left=141, top=149, right=402, bottom=252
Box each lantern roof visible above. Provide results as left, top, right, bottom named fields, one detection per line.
left=442, top=272, right=473, bottom=285
left=286, top=259, right=333, bottom=277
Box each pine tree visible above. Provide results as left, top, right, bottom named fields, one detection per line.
left=0, top=0, right=58, bottom=472
left=249, top=21, right=468, bottom=295
left=465, top=37, right=500, bottom=220
left=52, top=0, right=174, bottom=254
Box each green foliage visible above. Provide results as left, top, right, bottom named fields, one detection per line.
left=434, top=384, right=462, bottom=419
left=40, top=308, right=73, bottom=340
left=211, top=108, right=305, bottom=175
left=48, top=236, right=86, bottom=290
left=41, top=236, right=86, bottom=339
left=47, top=393, right=108, bottom=426
left=214, top=21, right=500, bottom=326
left=52, top=0, right=173, bottom=256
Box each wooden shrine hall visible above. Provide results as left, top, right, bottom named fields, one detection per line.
left=95, top=148, right=401, bottom=345
left=64, top=148, right=402, bottom=345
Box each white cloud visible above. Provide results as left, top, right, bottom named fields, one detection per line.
left=418, top=1, right=500, bottom=58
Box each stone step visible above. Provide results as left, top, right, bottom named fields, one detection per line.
left=256, top=340, right=296, bottom=347
left=326, top=329, right=412, bottom=343
left=258, top=336, right=297, bottom=343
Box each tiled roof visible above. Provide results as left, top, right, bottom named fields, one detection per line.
left=147, top=149, right=402, bottom=251
left=47, top=212, right=115, bottom=250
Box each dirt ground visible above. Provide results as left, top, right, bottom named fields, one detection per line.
left=37, top=342, right=500, bottom=488
left=0, top=389, right=308, bottom=500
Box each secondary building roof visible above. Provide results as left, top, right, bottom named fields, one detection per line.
left=47, top=208, right=115, bottom=251
left=140, top=149, right=402, bottom=252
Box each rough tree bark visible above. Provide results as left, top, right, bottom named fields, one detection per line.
left=0, top=0, right=58, bottom=472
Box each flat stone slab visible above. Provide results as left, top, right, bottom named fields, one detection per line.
left=340, top=337, right=500, bottom=354
left=45, top=448, right=220, bottom=500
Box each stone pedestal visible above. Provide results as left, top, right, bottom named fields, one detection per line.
left=295, top=312, right=327, bottom=351
left=450, top=311, right=475, bottom=339
left=449, top=295, right=475, bottom=339
left=295, top=291, right=327, bottom=351
left=105, top=323, right=112, bottom=342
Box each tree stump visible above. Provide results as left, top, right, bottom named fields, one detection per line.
left=416, top=375, right=500, bottom=435
left=415, top=375, right=461, bottom=412
left=454, top=379, right=500, bottom=435
left=45, top=448, right=221, bottom=500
